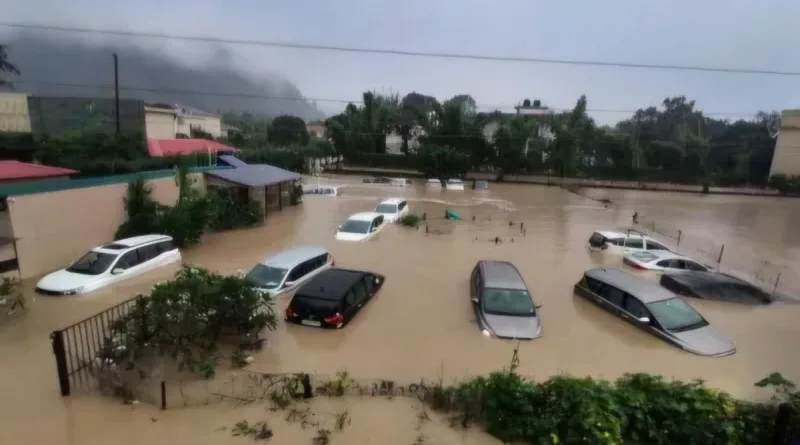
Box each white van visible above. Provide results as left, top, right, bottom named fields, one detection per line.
left=240, top=246, right=333, bottom=298
left=36, top=235, right=181, bottom=296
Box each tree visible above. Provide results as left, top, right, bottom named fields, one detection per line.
left=449, top=94, right=477, bottom=116
left=417, top=144, right=468, bottom=184
left=0, top=45, right=20, bottom=89
left=268, top=115, right=309, bottom=147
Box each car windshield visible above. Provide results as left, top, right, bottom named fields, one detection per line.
left=482, top=288, right=536, bottom=316
left=339, top=219, right=371, bottom=234
left=646, top=297, right=708, bottom=332
left=375, top=203, right=398, bottom=214
left=66, top=251, right=117, bottom=275
left=245, top=264, right=288, bottom=289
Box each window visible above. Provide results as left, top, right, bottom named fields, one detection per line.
left=115, top=250, right=142, bottom=270
left=656, top=260, right=674, bottom=268
left=685, top=261, right=706, bottom=271
left=345, top=290, right=356, bottom=306
left=398, top=201, right=407, bottom=211
left=375, top=203, right=398, bottom=213
left=646, top=241, right=668, bottom=250
left=482, top=288, right=536, bottom=316
left=67, top=251, right=118, bottom=275
left=363, top=274, right=375, bottom=294
left=623, top=296, right=650, bottom=319
left=625, top=238, right=644, bottom=249
left=599, top=285, right=625, bottom=307
left=585, top=277, right=605, bottom=293
left=288, top=261, right=310, bottom=281
left=245, top=265, right=288, bottom=289
left=156, top=240, right=177, bottom=254
left=339, top=219, right=371, bottom=234
left=646, top=298, right=708, bottom=332
left=609, top=238, right=625, bottom=246
left=137, top=244, right=161, bottom=263
left=351, top=280, right=368, bottom=303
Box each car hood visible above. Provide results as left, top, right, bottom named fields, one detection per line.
left=37, top=269, right=96, bottom=292
left=671, top=324, right=735, bottom=357
left=483, top=313, right=542, bottom=339
left=335, top=231, right=369, bottom=242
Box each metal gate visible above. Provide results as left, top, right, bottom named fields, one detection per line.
left=50, top=296, right=141, bottom=396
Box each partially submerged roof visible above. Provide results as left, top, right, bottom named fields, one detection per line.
left=0, top=161, right=78, bottom=181
left=297, top=269, right=369, bottom=300
left=348, top=212, right=381, bottom=221
left=379, top=198, right=405, bottom=205
left=147, top=139, right=239, bottom=157
left=261, top=246, right=328, bottom=268
left=665, top=271, right=746, bottom=287
left=479, top=260, right=527, bottom=290
left=207, top=163, right=300, bottom=187
left=95, top=234, right=172, bottom=252
left=585, top=268, right=676, bottom=303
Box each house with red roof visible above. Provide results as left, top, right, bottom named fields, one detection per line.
left=0, top=161, right=78, bottom=185
left=146, top=139, right=239, bottom=158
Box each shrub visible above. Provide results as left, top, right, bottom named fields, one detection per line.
left=101, top=266, right=277, bottom=378
left=399, top=213, right=422, bottom=228
left=208, top=189, right=264, bottom=231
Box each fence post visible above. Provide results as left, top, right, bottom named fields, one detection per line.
left=50, top=330, right=70, bottom=396
left=773, top=272, right=782, bottom=298
left=301, top=374, right=313, bottom=399
left=772, top=402, right=792, bottom=445
left=676, top=230, right=682, bottom=249
left=160, top=381, right=167, bottom=410
left=717, top=245, right=725, bottom=265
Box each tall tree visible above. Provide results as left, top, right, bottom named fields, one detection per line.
left=268, top=115, right=309, bottom=147
left=0, top=45, right=21, bottom=89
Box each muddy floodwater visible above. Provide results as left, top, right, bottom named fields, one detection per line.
left=2, top=177, right=800, bottom=444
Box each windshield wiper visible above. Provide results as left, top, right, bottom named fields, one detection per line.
left=670, top=321, right=708, bottom=333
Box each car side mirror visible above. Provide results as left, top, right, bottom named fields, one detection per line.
left=283, top=280, right=296, bottom=289
left=471, top=297, right=479, bottom=304
left=111, top=268, right=124, bottom=275
left=637, top=316, right=650, bottom=324
left=337, top=225, right=342, bottom=230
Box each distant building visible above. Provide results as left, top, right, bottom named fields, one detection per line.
left=482, top=102, right=556, bottom=157
left=0, top=93, right=32, bottom=133
left=0, top=160, right=77, bottom=185
left=769, top=110, right=800, bottom=178
left=144, top=104, right=222, bottom=140
left=307, top=124, right=326, bottom=139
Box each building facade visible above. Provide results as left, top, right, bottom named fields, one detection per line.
left=769, top=109, right=800, bottom=178
left=0, top=93, right=32, bottom=133
left=144, top=104, right=222, bottom=140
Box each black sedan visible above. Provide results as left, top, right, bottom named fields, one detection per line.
left=659, top=271, right=774, bottom=305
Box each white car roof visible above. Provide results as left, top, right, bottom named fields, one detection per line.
left=628, top=250, right=691, bottom=262
left=596, top=229, right=656, bottom=240
left=379, top=198, right=404, bottom=205
left=261, top=245, right=328, bottom=268
left=348, top=212, right=382, bottom=221
left=95, top=234, right=172, bottom=251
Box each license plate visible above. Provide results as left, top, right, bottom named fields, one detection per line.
left=301, top=319, right=321, bottom=327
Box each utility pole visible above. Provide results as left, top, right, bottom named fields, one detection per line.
left=113, top=53, right=121, bottom=138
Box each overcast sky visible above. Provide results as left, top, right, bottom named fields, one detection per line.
left=4, top=0, right=800, bottom=124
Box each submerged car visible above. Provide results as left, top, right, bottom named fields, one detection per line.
left=335, top=212, right=386, bottom=242
left=574, top=268, right=735, bottom=357
left=241, top=246, right=333, bottom=298
left=660, top=271, right=773, bottom=305
left=374, top=198, right=410, bottom=223
left=303, top=184, right=341, bottom=197
left=588, top=229, right=670, bottom=253
left=470, top=260, right=542, bottom=340
left=36, top=235, right=181, bottom=296
left=285, top=268, right=385, bottom=329
left=623, top=250, right=712, bottom=274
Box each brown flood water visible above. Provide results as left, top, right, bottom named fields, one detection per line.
left=2, top=177, right=800, bottom=444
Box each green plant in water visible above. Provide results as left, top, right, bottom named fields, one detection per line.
left=231, top=420, right=273, bottom=440
left=334, top=409, right=351, bottom=431
left=312, top=428, right=331, bottom=445
left=399, top=213, right=422, bottom=228
left=318, top=371, right=355, bottom=397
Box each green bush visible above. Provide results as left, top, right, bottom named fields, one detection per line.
left=426, top=350, right=785, bottom=445
left=208, top=189, right=264, bottom=231
left=398, top=213, right=422, bottom=228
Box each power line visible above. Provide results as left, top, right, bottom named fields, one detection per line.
left=12, top=80, right=763, bottom=118
left=1, top=22, right=799, bottom=77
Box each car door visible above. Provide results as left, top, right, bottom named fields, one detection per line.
left=350, top=278, right=370, bottom=312
left=595, top=283, right=626, bottom=317
left=284, top=260, right=311, bottom=292
left=623, top=237, right=645, bottom=253
left=620, top=294, right=663, bottom=337
left=110, top=249, right=145, bottom=283
left=136, top=243, right=162, bottom=272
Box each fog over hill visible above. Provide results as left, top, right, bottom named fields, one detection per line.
left=2, top=33, right=325, bottom=120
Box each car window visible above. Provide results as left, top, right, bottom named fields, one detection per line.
left=482, top=288, right=536, bottom=316
left=138, top=244, right=161, bottom=263
left=115, top=250, right=142, bottom=270
left=646, top=298, right=708, bottom=332
left=599, top=285, right=625, bottom=307
left=345, top=290, right=356, bottom=306
left=670, top=260, right=687, bottom=269
left=363, top=274, right=375, bottom=294
left=625, top=238, right=644, bottom=249
left=656, top=260, right=673, bottom=267
left=685, top=261, right=706, bottom=271
left=351, top=280, right=368, bottom=303
left=156, top=240, right=177, bottom=253
left=585, top=277, right=605, bottom=293
left=375, top=203, right=398, bottom=213
left=399, top=201, right=407, bottom=211
left=623, top=295, right=650, bottom=319
left=66, top=251, right=118, bottom=275
left=339, top=219, right=371, bottom=234
left=646, top=241, right=668, bottom=250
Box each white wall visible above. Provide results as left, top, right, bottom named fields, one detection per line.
left=177, top=115, right=222, bottom=138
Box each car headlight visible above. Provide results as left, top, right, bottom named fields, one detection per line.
left=481, top=329, right=492, bottom=338
left=65, top=286, right=85, bottom=295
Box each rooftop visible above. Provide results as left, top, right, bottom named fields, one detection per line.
left=147, top=139, right=239, bottom=157
left=296, top=268, right=369, bottom=300
left=348, top=212, right=382, bottom=221
left=96, top=234, right=172, bottom=252
left=480, top=260, right=527, bottom=290
left=0, top=161, right=78, bottom=181
left=585, top=268, right=676, bottom=303
left=380, top=198, right=405, bottom=205
left=261, top=246, right=328, bottom=268
left=207, top=162, right=300, bottom=187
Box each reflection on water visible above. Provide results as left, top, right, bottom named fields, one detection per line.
left=2, top=179, right=800, bottom=444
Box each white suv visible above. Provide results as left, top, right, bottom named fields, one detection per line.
left=588, top=229, right=670, bottom=254
left=374, top=198, right=409, bottom=223
left=36, top=235, right=181, bottom=296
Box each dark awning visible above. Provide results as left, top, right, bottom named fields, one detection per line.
left=207, top=164, right=300, bottom=187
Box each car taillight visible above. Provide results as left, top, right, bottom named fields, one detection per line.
left=324, top=313, right=344, bottom=326
left=285, top=307, right=296, bottom=318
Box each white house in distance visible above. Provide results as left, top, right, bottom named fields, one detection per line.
left=482, top=100, right=556, bottom=157
left=144, top=103, right=222, bottom=140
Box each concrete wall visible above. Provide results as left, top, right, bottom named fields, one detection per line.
left=145, top=109, right=177, bottom=139
left=0, top=92, right=32, bottom=133
left=177, top=115, right=222, bottom=138
left=7, top=173, right=205, bottom=279
left=770, top=110, right=800, bottom=178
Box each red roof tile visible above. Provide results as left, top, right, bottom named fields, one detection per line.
left=0, top=161, right=78, bottom=180
left=147, top=139, right=240, bottom=157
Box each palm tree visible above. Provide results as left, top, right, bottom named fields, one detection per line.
left=0, top=45, right=21, bottom=89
